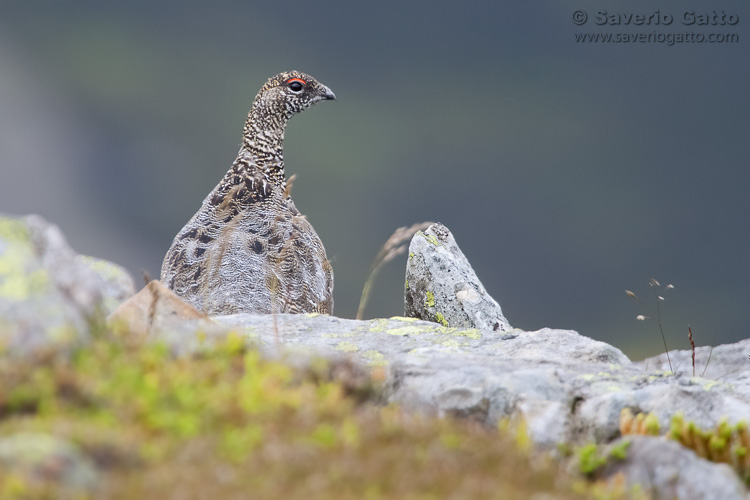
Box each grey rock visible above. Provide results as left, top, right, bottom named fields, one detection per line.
left=0, top=432, right=99, bottom=493
left=404, top=223, right=512, bottom=332
left=0, top=213, right=136, bottom=356
left=638, top=339, right=750, bottom=397
left=107, top=280, right=232, bottom=354
left=76, top=254, right=137, bottom=315
left=599, top=436, right=749, bottom=500
left=206, top=314, right=636, bottom=447
left=4, top=215, right=750, bottom=496
left=208, top=314, right=750, bottom=454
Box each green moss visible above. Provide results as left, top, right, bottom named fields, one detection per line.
left=608, top=440, right=631, bottom=461
left=665, top=412, right=750, bottom=483
left=425, top=291, right=435, bottom=308
left=578, top=444, right=606, bottom=476
left=644, top=413, right=660, bottom=436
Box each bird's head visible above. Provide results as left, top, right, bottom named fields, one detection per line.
left=254, top=71, right=336, bottom=120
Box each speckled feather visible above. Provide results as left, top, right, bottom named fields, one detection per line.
left=160, top=71, right=334, bottom=315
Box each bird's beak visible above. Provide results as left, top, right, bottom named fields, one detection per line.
left=322, top=85, right=336, bottom=100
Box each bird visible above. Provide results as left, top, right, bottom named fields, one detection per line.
left=160, top=71, right=335, bottom=316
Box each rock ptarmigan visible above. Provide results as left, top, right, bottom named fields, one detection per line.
left=161, top=71, right=335, bottom=315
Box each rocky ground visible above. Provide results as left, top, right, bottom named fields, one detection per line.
left=1, top=214, right=749, bottom=499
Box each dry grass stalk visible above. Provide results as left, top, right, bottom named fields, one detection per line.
left=702, top=345, right=714, bottom=378
left=688, top=326, right=696, bottom=377
left=356, top=222, right=434, bottom=320
left=283, top=173, right=297, bottom=198
left=626, top=278, right=674, bottom=372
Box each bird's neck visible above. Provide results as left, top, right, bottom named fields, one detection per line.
left=238, top=99, right=290, bottom=185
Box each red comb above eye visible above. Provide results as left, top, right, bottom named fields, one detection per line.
left=287, top=78, right=306, bottom=85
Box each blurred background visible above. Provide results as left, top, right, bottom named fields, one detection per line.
left=1, top=1, right=747, bottom=360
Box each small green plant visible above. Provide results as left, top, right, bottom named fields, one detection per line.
left=669, top=412, right=750, bottom=482
left=619, top=408, right=660, bottom=436
left=578, top=444, right=607, bottom=476
left=620, top=409, right=750, bottom=485
left=577, top=440, right=631, bottom=477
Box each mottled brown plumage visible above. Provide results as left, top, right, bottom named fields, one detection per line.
left=160, top=71, right=335, bottom=315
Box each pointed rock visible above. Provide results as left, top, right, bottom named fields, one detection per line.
left=405, top=223, right=511, bottom=332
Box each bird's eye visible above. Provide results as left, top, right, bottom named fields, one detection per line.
left=287, top=78, right=305, bottom=93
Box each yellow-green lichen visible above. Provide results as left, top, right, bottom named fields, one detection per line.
left=305, top=313, right=321, bottom=318
left=408, top=252, right=415, bottom=260
left=322, top=332, right=355, bottom=339
left=78, top=255, right=129, bottom=283
left=367, top=319, right=391, bottom=333
left=431, top=327, right=480, bottom=339
left=417, top=231, right=440, bottom=246
left=368, top=319, right=434, bottom=336
left=427, top=326, right=481, bottom=348
left=432, top=338, right=463, bottom=349
left=384, top=325, right=431, bottom=336
left=405, top=278, right=409, bottom=290
left=425, top=291, right=435, bottom=308
left=0, top=224, right=51, bottom=301
left=361, top=350, right=388, bottom=367
left=454, top=329, right=481, bottom=340
left=334, top=342, right=359, bottom=353
left=434, top=312, right=448, bottom=327
left=0, top=218, right=29, bottom=242
left=0, top=268, right=49, bottom=301
left=693, top=378, right=724, bottom=392
left=388, top=316, right=419, bottom=323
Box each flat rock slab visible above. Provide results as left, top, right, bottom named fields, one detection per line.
left=203, top=314, right=750, bottom=453
left=213, top=314, right=626, bottom=363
